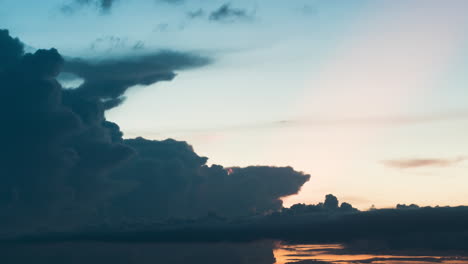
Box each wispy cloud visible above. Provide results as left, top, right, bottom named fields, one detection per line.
left=61, top=0, right=116, bottom=14
left=209, top=4, right=253, bottom=22
left=132, top=110, right=468, bottom=137
left=272, top=110, right=468, bottom=128
left=187, top=9, right=205, bottom=19
left=382, top=157, right=467, bottom=169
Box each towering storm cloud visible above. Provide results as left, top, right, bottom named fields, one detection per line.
left=0, top=29, right=310, bottom=234
left=109, top=139, right=310, bottom=219
left=0, top=29, right=135, bottom=232
left=0, top=30, right=24, bottom=71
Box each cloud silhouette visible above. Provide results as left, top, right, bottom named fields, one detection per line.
left=63, top=0, right=187, bottom=13
left=4, top=28, right=466, bottom=261
left=8, top=205, right=468, bottom=253
left=382, top=157, right=466, bottom=169
left=107, top=137, right=310, bottom=219
left=209, top=4, right=253, bottom=22
left=64, top=0, right=117, bottom=13
left=0, top=30, right=24, bottom=71
left=0, top=29, right=310, bottom=236
left=2, top=194, right=467, bottom=262
left=63, top=51, right=210, bottom=109
left=0, top=31, right=139, bottom=233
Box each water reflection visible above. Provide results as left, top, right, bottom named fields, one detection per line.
left=1, top=241, right=276, bottom=264
left=1, top=241, right=467, bottom=263
left=273, top=243, right=468, bottom=264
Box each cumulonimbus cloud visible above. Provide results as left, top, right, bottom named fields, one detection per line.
left=0, top=29, right=310, bottom=235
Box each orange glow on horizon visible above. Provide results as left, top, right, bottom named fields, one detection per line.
left=273, top=243, right=468, bottom=264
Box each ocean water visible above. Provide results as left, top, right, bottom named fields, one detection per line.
left=1, top=241, right=467, bottom=264
left=274, top=243, right=468, bottom=264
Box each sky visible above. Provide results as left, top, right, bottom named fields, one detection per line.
left=1, top=0, right=468, bottom=210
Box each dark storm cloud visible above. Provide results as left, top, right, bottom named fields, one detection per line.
left=19, top=206, right=467, bottom=251
left=0, top=29, right=311, bottom=236
left=2, top=195, right=468, bottom=262
left=209, top=4, right=253, bottom=22
left=0, top=30, right=135, bottom=233
left=5, top=197, right=468, bottom=260
left=107, top=137, right=310, bottom=219
left=0, top=29, right=24, bottom=71
left=382, top=156, right=466, bottom=169
left=63, top=51, right=211, bottom=109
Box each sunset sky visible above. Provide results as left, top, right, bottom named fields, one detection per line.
left=1, top=0, right=467, bottom=209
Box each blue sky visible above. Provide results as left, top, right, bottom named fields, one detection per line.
left=2, top=0, right=468, bottom=209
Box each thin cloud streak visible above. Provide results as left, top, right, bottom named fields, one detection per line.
left=382, top=157, right=467, bottom=169
left=128, top=110, right=468, bottom=137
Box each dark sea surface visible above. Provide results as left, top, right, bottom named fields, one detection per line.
left=2, top=241, right=468, bottom=264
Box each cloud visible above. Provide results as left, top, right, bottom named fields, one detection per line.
left=95, top=0, right=115, bottom=10
left=63, top=51, right=211, bottom=109
left=187, top=9, right=205, bottom=19
left=2, top=195, right=468, bottom=260
left=0, top=32, right=135, bottom=233
left=300, top=5, right=318, bottom=16
left=262, top=111, right=468, bottom=128
left=75, top=0, right=115, bottom=11
left=382, top=156, right=467, bottom=169
left=61, top=0, right=117, bottom=14
left=0, top=30, right=24, bottom=71
left=134, top=110, right=468, bottom=137
left=186, top=4, right=253, bottom=23
left=9, top=205, right=468, bottom=254
left=107, top=137, right=310, bottom=219
left=158, top=0, right=185, bottom=4
left=209, top=4, right=253, bottom=22
left=280, top=195, right=359, bottom=217
left=88, top=36, right=145, bottom=53
left=0, top=29, right=310, bottom=236
left=63, top=0, right=183, bottom=14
